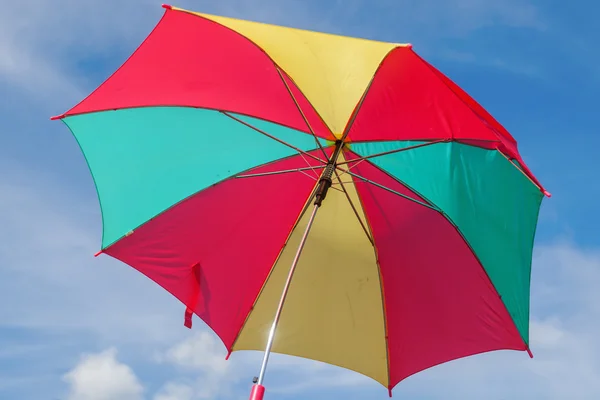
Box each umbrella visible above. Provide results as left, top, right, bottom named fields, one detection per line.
left=52, top=4, right=550, bottom=399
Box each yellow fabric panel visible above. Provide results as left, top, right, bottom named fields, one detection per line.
left=233, top=154, right=388, bottom=386
left=174, top=7, right=406, bottom=137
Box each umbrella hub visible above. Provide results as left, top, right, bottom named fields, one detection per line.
left=314, top=140, right=344, bottom=206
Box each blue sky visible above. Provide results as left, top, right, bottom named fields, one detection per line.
left=1, top=0, right=599, bottom=399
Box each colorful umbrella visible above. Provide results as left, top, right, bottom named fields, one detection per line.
left=52, top=4, right=550, bottom=399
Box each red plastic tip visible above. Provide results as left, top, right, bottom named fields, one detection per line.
left=543, top=190, right=552, bottom=198
left=249, top=384, right=265, bottom=400
left=162, top=4, right=172, bottom=9
left=388, top=388, right=393, bottom=397
left=50, top=114, right=65, bottom=121
left=526, top=347, right=534, bottom=358
left=406, top=43, right=413, bottom=49
left=225, top=351, right=231, bottom=360
left=94, top=250, right=103, bottom=257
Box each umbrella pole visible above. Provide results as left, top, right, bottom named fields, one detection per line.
left=248, top=140, right=344, bottom=400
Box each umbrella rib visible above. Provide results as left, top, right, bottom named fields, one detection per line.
left=341, top=168, right=439, bottom=211
left=337, top=140, right=446, bottom=166
left=275, top=66, right=331, bottom=162
left=236, top=165, right=325, bottom=179
left=498, top=150, right=546, bottom=193
left=334, top=169, right=374, bottom=245
left=221, top=111, right=328, bottom=164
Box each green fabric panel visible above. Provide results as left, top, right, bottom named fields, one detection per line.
left=351, top=141, right=543, bottom=343
left=65, top=107, right=323, bottom=248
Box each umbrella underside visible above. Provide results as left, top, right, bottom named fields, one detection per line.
left=64, top=107, right=542, bottom=388
left=57, top=5, right=546, bottom=393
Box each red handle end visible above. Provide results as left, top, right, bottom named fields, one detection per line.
left=249, top=384, right=265, bottom=400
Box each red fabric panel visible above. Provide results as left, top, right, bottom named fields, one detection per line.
left=428, top=59, right=518, bottom=145
left=346, top=47, right=500, bottom=143
left=105, top=150, right=325, bottom=349
left=345, top=47, right=546, bottom=194
left=64, top=9, right=332, bottom=140
left=345, top=151, right=525, bottom=388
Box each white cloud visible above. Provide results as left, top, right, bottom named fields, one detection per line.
left=4, top=154, right=600, bottom=399
left=155, top=332, right=237, bottom=399
left=0, top=160, right=185, bottom=346
left=530, top=318, right=565, bottom=348
left=63, top=348, right=144, bottom=400
left=0, top=0, right=550, bottom=109
left=153, top=329, right=374, bottom=399
left=0, top=2, right=594, bottom=399
left=0, top=0, right=329, bottom=107
left=154, top=382, right=195, bottom=400
left=160, top=332, right=229, bottom=374
left=0, top=0, right=152, bottom=104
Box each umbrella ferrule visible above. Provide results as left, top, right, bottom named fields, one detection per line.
left=314, top=140, right=344, bottom=206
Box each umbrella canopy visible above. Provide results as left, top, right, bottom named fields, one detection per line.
left=53, top=4, right=549, bottom=397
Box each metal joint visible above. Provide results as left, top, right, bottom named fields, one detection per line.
left=314, top=140, right=344, bottom=206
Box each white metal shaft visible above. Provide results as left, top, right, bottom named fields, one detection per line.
left=256, top=203, right=320, bottom=386
left=254, top=140, right=343, bottom=389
